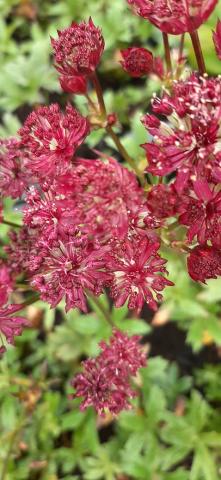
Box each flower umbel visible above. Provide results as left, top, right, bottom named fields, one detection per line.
left=0, top=304, right=27, bottom=353
left=71, top=329, right=146, bottom=415
left=51, top=18, right=104, bottom=77
left=187, top=245, right=221, bottom=283
left=19, top=104, right=90, bottom=178
left=0, top=138, right=29, bottom=199
left=142, top=74, right=221, bottom=192
left=109, top=236, right=173, bottom=313
left=127, top=0, right=218, bottom=35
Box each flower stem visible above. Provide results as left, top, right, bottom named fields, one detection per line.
left=190, top=30, right=206, bottom=75
left=175, top=33, right=185, bottom=79
left=90, top=72, right=107, bottom=118
left=90, top=72, right=147, bottom=188
left=85, top=93, right=99, bottom=113
left=106, top=125, right=147, bottom=187
left=162, top=33, right=173, bottom=76
left=178, top=33, right=185, bottom=62
left=2, top=219, right=21, bottom=228
left=86, top=291, right=114, bottom=327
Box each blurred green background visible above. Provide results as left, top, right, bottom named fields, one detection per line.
left=1, top=1, right=221, bottom=479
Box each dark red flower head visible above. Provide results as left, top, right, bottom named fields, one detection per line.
left=142, top=74, right=221, bottom=192
left=213, top=20, right=221, bottom=60
left=146, top=184, right=179, bottom=219
left=51, top=18, right=104, bottom=77
left=127, top=0, right=218, bottom=35
left=71, top=329, right=146, bottom=415
left=19, top=104, right=90, bottom=178
left=0, top=138, right=30, bottom=199
left=178, top=180, right=221, bottom=247
left=187, top=245, right=221, bottom=283
left=121, top=47, right=153, bottom=77
left=0, top=304, right=27, bottom=350
left=108, top=235, right=173, bottom=313
left=31, top=238, right=111, bottom=313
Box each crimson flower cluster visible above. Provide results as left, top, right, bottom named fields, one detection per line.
left=127, top=0, right=218, bottom=35
left=71, top=329, right=146, bottom=415
left=142, top=69, right=221, bottom=283
left=0, top=18, right=174, bottom=366
left=0, top=0, right=221, bottom=415
left=51, top=17, right=104, bottom=94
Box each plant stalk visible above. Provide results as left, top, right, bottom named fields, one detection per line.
left=190, top=30, right=206, bottom=75
left=91, top=72, right=107, bottom=118
left=2, top=219, right=21, bottom=229
left=106, top=125, right=146, bottom=187
left=162, top=33, right=173, bottom=75
left=86, top=291, right=114, bottom=327
left=90, top=72, right=147, bottom=187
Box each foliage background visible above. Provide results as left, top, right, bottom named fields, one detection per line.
left=1, top=0, right=221, bottom=479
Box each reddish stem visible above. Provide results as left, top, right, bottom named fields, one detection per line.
left=190, top=30, right=206, bottom=76
left=162, top=33, right=173, bottom=75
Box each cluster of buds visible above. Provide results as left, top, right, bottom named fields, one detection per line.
left=0, top=0, right=221, bottom=414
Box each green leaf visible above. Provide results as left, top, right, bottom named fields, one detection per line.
left=61, top=410, right=85, bottom=431
left=190, top=444, right=218, bottom=480
left=187, top=391, right=211, bottom=432
left=115, top=317, right=151, bottom=335
left=161, top=414, right=196, bottom=450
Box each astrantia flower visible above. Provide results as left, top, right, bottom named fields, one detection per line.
left=0, top=138, right=29, bottom=198
left=24, top=187, right=77, bottom=244
left=71, top=329, right=146, bottom=415
left=179, top=180, right=221, bottom=246
left=121, top=47, right=153, bottom=77
left=0, top=263, right=13, bottom=307
left=71, top=357, right=135, bottom=415
left=142, top=74, right=221, bottom=192
left=187, top=245, right=221, bottom=282
left=53, top=156, right=144, bottom=241
left=127, top=0, right=217, bottom=35
left=19, top=104, right=89, bottom=178
left=31, top=239, right=111, bottom=312
left=213, top=20, right=221, bottom=60
left=0, top=304, right=27, bottom=349
left=108, top=235, right=173, bottom=312
left=99, top=329, right=146, bottom=376
left=146, top=184, right=179, bottom=219
left=5, top=227, right=44, bottom=275
left=51, top=18, right=104, bottom=77
left=59, top=75, right=87, bottom=94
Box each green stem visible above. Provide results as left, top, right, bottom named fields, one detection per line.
left=106, top=125, right=147, bottom=188
left=162, top=33, right=173, bottom=75
left=175, top=33, right=185, bottom=79
left=90, top=72, right=147, bottom=188
left=2, top=219, right=21, bottom=229
left=90, top=72, right=107, bottom=118
left=190, top=30, right=206, bottom=75
left=178, top=34, right=185, bottom=62
left=85, top=93, right=99, bottom=113
left=86, top=291, right=114, bottom=327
